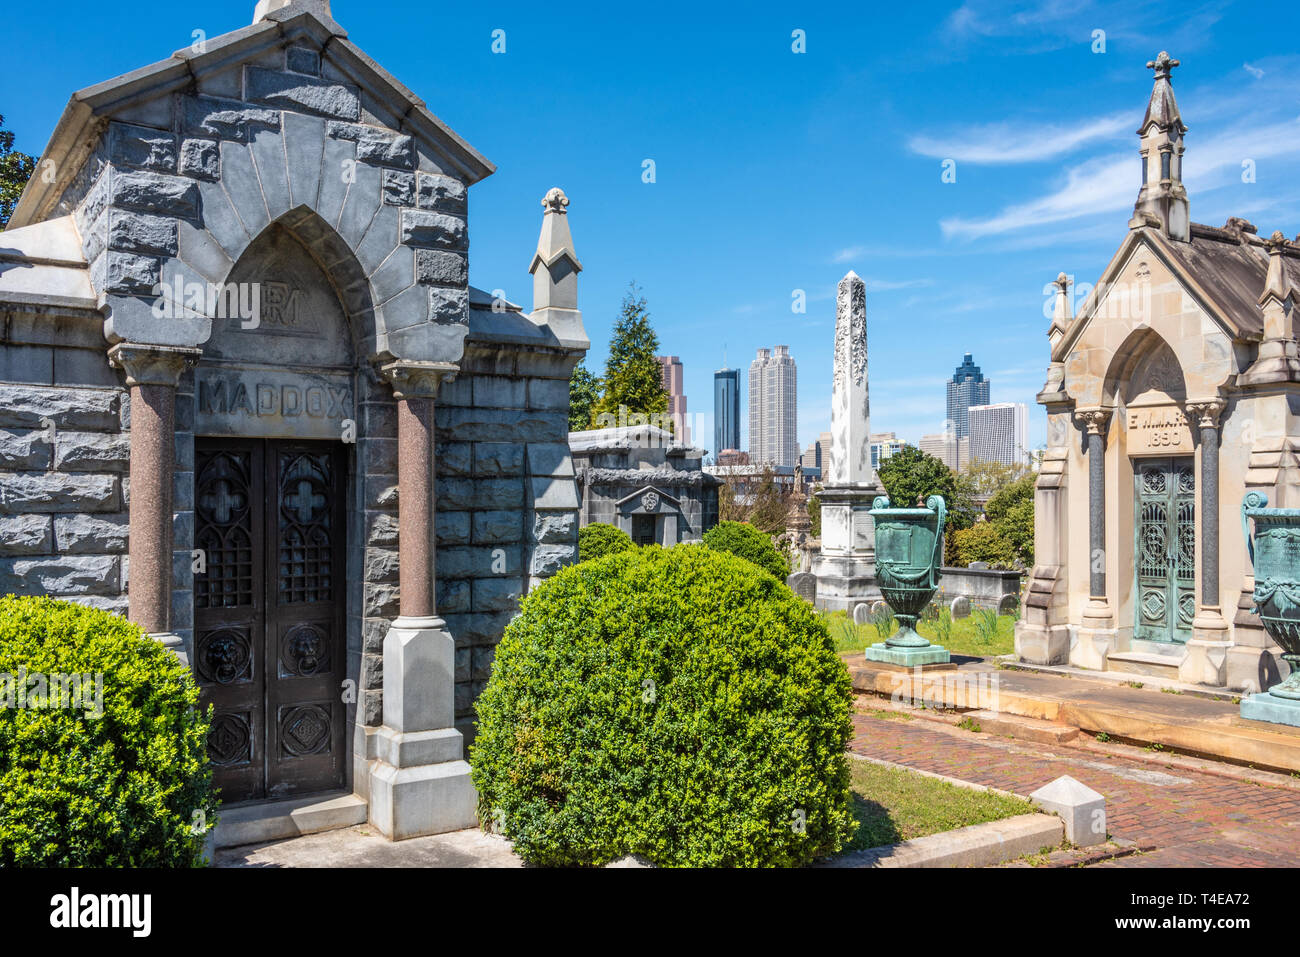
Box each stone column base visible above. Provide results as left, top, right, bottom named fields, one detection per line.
left=811, top=553, right=879, bottom=613
left=1181, top=611, right=1231, bottom=686
left=1071, top=626, right=1117, bottom=671
left=367, top=615, right=478, bottom=841
left=1227, top=645, right=1288, bottom=695
left=1014, top=622, right=1070, bottom=666
left=150, top=631, right=189, bottom=667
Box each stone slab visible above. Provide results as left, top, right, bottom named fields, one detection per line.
left=864, top=642, right=951, bottom=666
left=211, top=791, right=367, bottom=849
left=820, top=813, right=1061, bottom=868
left=1240, top=692, right=1300, bottom=728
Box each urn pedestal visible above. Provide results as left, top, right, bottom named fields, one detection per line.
left=863, top=495, right=951, bottom=667
left=1238, top=492, right=1300, bottom=727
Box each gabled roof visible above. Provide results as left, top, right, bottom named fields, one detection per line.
left=1053, top=220, right=1300, bottom=361
left=10, top=6, right=494, bottom=229
left=0, top=216, right=96, bottom=310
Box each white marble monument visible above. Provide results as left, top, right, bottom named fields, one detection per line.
left=813, top=272, right=884, bottom=612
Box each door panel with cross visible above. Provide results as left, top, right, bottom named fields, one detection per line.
left=194, top=439, right=347, bottom=803
left=1133, top=456, right=1196, bottom=644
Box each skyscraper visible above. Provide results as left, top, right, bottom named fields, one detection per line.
left=747, top=345, right=798, bottom=466
left=657, top=355, right=688, bottom=444
left=713, top=366, right=740, bottom=457
left=969, top=402, right=1029, bottom=467
left=946, top=353, right=991, bottom=439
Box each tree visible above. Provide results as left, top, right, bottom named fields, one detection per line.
left=875, top=445, right=977, bottom=532
left=590, top=284, right=669, bottom=429
left=567, top=358, right=601, bottom=432
left=717, top=465, right=792, bottom=535
left=0, top=116, right=36, bottom=230
left=965, top=459, right=1033, bottom=498
left=986, top=473, right=1036, bottom=566
left=949, top=522, right=1017, bottom=569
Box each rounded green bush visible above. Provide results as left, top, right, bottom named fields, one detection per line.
left=0, top=596, right=216, bottom=867
left=470, top=545, right=854, bottom=867
left=578, top=522, right=635, bottom=562
left=703, top=520, right=791, bottom=580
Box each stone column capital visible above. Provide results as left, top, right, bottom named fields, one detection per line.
left=1073, top=407, right=1112, bottom=436
left=1185, top=398, right=1226, bottom=430
left=379, top=360, right=458, bottom=399
left=107, top=343, right=202, bottom=387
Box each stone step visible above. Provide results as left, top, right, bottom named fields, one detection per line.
left=211, top=791, right=368, bottom=850
left=1105, top=651, right=1182, bottom=681
left=964, top=709, right=1080, bottom=744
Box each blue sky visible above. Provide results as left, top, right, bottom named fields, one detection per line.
left=5, top=0, right=1300, bottom=454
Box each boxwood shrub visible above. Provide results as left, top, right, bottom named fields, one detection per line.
left=0, top=596, right=217, bottom=867
left=703, top=520, right=790, bottom=580
left=471, top=544, right=854, bottom=867
left=577, top=522, right=635, bottom=562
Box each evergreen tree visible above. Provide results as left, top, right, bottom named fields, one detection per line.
left=591, top=284, right=669, bottom=428
left=567, top=358, right=602, bottom=431
left=0, top=116, right=36, bottom=230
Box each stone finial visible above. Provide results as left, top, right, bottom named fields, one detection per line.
left=542, top=187, right=570, bottom=214
left=1146, top=50, right=1179, bottom=77
left=1049, top=272, right=1072, bottom=340
left=1260, top=230, right=1296, bottom=308
left=1133, top=50, right=1189, bottom=242
left=529, top=187, right=588, bottom=349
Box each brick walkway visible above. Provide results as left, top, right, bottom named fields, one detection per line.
left=849, top=712, right=1300, bottom=867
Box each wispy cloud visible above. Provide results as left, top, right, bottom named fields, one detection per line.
left=1244, top=62, right=1265, bottom=79
left=908, top=112, right=1132, bottom=164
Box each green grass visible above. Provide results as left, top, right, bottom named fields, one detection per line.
left=823, top=609, right=1017, bottom=658
left=845, top=759, right=1035, bottom=851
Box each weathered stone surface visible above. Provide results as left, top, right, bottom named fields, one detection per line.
left=951, top=595, right=971, bottom=618
left=0, top=472, right=119, bottom=513
left=472, top=577, right=523, bottom=612
left=183, top=95, right=281, bottom=142
left=532, top=511, right=576, bottom=544
left=99, top=251, right=161, bottom=294
left=415, top=249, right=467, bottom=287
left=247, top=67, right=360, bottom=121
left=525, top=442, right=573, bottom=477
left=0, top=514, right=53, bottom=555
left=473, top=442, right=524, bottom=476
left=0, top=554, right=121, bottom=595
left=436, top=479, right=521, bottom=512
left=109, top=122, right=178, bottom=173
left=179, top=138, right=221, bottom=181
left=286, top=46, right=321, bottom=76
left=326, top=121, right=413, bottom=168
left=54, top=431, right=130, bottom=472
left=441, top=611, right=514, bottom=645
left=472, top=510, right=521, bottom=545
left=367, top=512, right=399, bottom=545
left=529, top=543, right=576, bottom=577
left=471, top=645, right=495, bottom=680
left=0, top=385, right=120, bottom=430
left=400, top=209, right=466, bottom=248
left=472, top=378, right=525, bottom=410
left=788, top=571, right=817, bottom=603
left=416, top=173, right=466, bottom=212
left=108, top=211, right=178, bottom=257
left=438, top=546, right=518, bottom=579
left=0, top=430, right=52, bottom=470
left=364, top=547, right=399, bottom=583
left=382, top=170, right=415, bottom=207
left=528, top=378, right=570, bottom=411
left=364, top=582, right=400, bottom=617
left=436, top=407, right=566, bottom=443
left=436, top=578, right=471, bottom=614
left=435, top=510, right=470, bottom=545
left=435, top=441, right=471, bottom=475
left=53, top=514, right=129, bottom=553
left=110, top=171, right=200, bottom=219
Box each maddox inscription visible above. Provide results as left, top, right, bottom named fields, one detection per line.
left=196, top=368, right=354, bottom=439
left=1126, top=404, right=1193, bottom=455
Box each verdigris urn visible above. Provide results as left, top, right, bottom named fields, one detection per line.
left=863, top=494, right=951, bottom=666
left=1240, top=491, right=1300, bottom=726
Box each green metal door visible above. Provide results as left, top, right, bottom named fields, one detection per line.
left=1133, top=457, right=1196, bottom=643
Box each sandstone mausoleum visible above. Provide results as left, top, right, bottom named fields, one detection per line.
left=0, top=0, right=589, bottom=841
left=1017, top=51, right=1300, bottom=693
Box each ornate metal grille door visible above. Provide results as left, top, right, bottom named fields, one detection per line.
left=1133, top=456, right=1195, bottom=644
left=195, top=439, right=346, bottom=803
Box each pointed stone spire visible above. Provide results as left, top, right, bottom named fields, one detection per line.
left=1241, top=231, right=1300, bottom=385
left=528, top=188, right=588, bottom=348
left=828, top=271, right=873, bottom=486
left=1131, top=51, right=1190, bottom=242
left=1260, top=231, right=1296, bottom=312
left=1048, top=272, right=1073, bottom=342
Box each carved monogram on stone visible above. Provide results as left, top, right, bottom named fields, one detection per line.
left=641, top=491, right=660, bottom=512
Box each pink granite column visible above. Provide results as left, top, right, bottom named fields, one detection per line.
left=108, top=343, right=201, bottom=636
left=381, top=361, right=458, bottom=621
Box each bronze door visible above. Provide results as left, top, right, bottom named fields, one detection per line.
left=195, top=439, right=346, bottom=804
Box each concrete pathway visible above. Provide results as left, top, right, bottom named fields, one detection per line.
left=214, top=824, right=522, bottom=868
left=849, top=710, right=1300, bottom=867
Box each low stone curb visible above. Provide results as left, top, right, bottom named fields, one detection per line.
left=819, top=812, right=1063, bottom=868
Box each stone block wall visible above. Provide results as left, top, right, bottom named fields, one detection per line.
left=0, top=310, right=130, bottom=617
left=436, top=338, right=581, bottom=742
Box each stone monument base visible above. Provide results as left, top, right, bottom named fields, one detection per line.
left=864, top=641, right=951, bottom=666
left=1240, top=692, right=1300, bottom=728
left=811, top=553, right=880, bottom=612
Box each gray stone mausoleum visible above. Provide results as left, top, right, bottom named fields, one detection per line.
left=0, top=0, right=588, bottom=841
